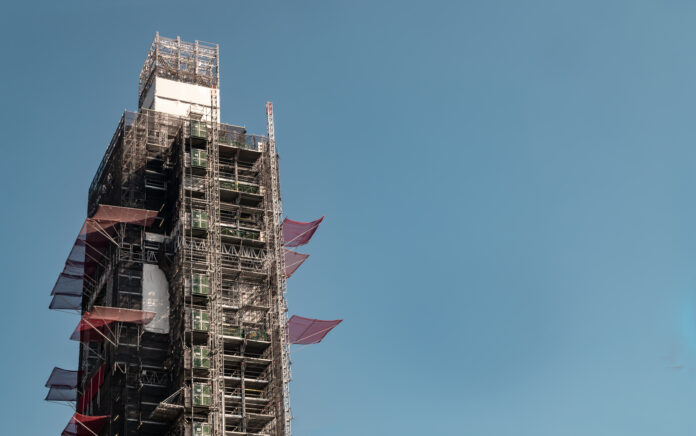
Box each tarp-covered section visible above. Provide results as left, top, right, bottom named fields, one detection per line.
left=50, top=205, right=158, bottom=311
left=70, top=307, right=156, bottom=342
left=61, top=413, right=109, bottom=436
left=77, top=365, right=106, bottom=413
left=284, top=249, right=309, bottom=278
left=282, top=216, right=324, bottom=247
left=287, top=315, right=342, bottom=345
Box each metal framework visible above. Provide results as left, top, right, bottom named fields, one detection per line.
left=139, top=33, right=219, bottom=108
left=265, top=102, right=292, bottom=436
left=68, top=35, right=291, bottom=436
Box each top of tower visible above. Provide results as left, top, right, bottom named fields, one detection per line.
left=138, top=33, right=219, bottom=108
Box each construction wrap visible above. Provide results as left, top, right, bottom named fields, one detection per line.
left=91, top=205, right=158, bottom=226
left=287, top=315, right=342, bottom=345
left=61, top=413, right=109, bottom=436
left=50, top=205, right=158, bottom=311
left=142, top=264, right=170, bottom=334
left=77, top=365, right=106, bottom=413
left=282, top=216, right=324, bottom=247
left=45, top=367, right=79, bottom=401
left=50, top=289, right=82, bottom=311
left=284, top=249, right=309, bottom=278
left=70, top=306, right=156, bottom=342
left=46, top=387, right=77, bottom=402
left=46, top=367, right=78, bottom=389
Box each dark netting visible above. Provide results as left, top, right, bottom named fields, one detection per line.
left=46, top=367, right=78, bottom=389
left=49, top=293, right=82, bottom=310
left=61, top=413, right=109, bottom=436
left=282, top=216, right=324, bottom=247
left=284, top=249, right=309, bottom=278
left=45, top=387, right=77, bottom=402
left=50, top=273, right=83, bottom=297
left=287, top=315, right=342, bottom=345
left=49, top=224, right=106, bottom=307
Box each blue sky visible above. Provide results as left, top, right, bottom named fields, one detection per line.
left=2, top=0, right=696, bottom=434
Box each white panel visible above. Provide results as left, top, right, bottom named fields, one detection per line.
left=142, top=263, right=170, bottom=333
left=145, top=77, right=220, bottom=120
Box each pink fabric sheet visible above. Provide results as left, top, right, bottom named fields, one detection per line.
left=282, top=216, right=324, bottom=247
left=70, top=307, right=156, bottom=342
left=287, top=315, right=342, bottom=345
left=284, top=249, right=309, bottom=278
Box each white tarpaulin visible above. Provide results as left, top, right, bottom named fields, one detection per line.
left=142, top=263, right=170, bottom=333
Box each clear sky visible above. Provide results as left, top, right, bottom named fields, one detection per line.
left=2, top=0, right=696, bottom=434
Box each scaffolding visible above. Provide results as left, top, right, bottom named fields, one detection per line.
left=46, top=34, right=338, bottom=436
left=73, top=97, right=284, bottom=435
left=69, top=90, right=280, bottom=436
left=139, top=33, right=219, bottom=109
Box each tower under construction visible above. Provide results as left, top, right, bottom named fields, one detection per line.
left=45, top=34, right=340, bottom=436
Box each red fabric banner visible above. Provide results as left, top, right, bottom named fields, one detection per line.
left=62, top=413, right=109, bottom=436
left=77, top=365, right=106, bottom=412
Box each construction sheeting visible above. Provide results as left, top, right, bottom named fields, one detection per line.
left=284, top=249, right=309, bottom=278
left=46, top=367, right=78, bottom=389
left=90, top=306, right=156, bottom=323
left=77, top=365, right=105, bottom=412
left=61, top=413, right=109, bottom=436
left=51, top=273, right=83, bottom=297
left=282, top=216, right=324, bottom=247
left=142, top=264, right=170, bottom=334
left=46, top=387, right=77, bottom=402
left=50, top=205, right=158, bottom=311
left=287, top=315, right=342, bottom=345
left=50, top=292, right=82, bottom=311
left=45, top=367, right=79, bottom=402
left=91, top=205, right=158, bottom=227
left=50, top=232, right=105, bottom=300
left=70, top=317, right=112, bottom=342
left=70, top=307, right=156, bottom=342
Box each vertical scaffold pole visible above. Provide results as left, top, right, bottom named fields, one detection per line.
left=266, top=102, right=292, bottom=436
